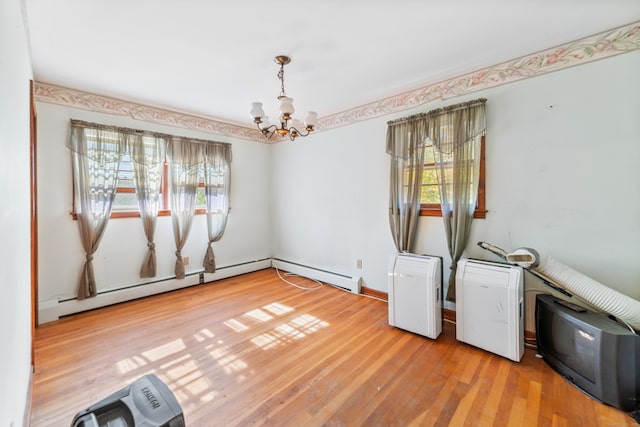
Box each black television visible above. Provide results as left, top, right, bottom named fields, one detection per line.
left=535, top=294, right=640, bottom=412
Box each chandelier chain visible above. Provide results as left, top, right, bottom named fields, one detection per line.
left=277, top=63, right=286, bottom=98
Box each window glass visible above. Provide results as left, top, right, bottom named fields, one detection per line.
left=418, top=136, right=486, bottom=218
left=113, top=154, right=138, bottom=211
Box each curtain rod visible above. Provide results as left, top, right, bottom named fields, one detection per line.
left=69, top=119, right=231, bottom=147
left=387, top=98, right=487, bottom=126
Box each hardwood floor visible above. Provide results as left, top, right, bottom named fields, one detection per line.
left=31, top=269, right=633, bottom=426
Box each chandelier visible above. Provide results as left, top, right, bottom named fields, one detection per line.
left=250, top=55, right=318, bottom=141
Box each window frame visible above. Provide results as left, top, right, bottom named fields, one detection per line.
left=419, top=134, right=487, bottom=219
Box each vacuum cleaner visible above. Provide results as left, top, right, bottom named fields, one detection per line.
left=71, top=374, right=185, bottom=427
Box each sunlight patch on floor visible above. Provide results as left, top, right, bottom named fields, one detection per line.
left=142, top=339, right=186, bottom=362
left=224, top=318, right=249, bottom=332
left=263, top=302, right=294, bottom=315
left=160, top=354, right=191, bottom=370
left=291, top=314, right=329, bottom=333
left=194, top=328, right=215, bottom=342
left=166, top=359, right=200, bottom=381
left=210, top=345, right=248, bottom=374
left=244, top=308, right=274, bottom=322
left=200, top=391, right=217, bottom=403
left=115, top=355, right=148, bottom=374
left=112, top=300, right=329, bottom=415
left=184, top=375, right=212, bottom=397
left=276, top=323, right=306, bottom=339
left=251, top=313, right=329, bottom=350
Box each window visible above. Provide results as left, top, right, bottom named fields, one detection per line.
left=419, top=134, right=486, bottom=218
left=70, top=124, right=227, bottom=220
left=111, top=155, right=207, bottom=219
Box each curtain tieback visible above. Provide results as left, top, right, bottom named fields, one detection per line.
left=147, top=242, right=155, bottom=250
left=86, top=254, right=93, bottom=262
left=175, top=250, right=182, bottom=258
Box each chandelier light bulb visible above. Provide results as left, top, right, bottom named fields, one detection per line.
left=250, top=102, right=265, bottom=122
left=289, top=118, right=303, bottom=130
left=304, top=111, right=318, bottom=128
left=279, top=96, right=295, bottom=119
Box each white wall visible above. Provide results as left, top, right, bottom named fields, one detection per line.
left=270, top=118, right=399, bottom=287
left=271, top=51, right=640, bottom=329
left=0, top=0, right=34, bottom=425
left=36, top=50, right=640, bottom=334
left=36, top=103, right=272, bottom=307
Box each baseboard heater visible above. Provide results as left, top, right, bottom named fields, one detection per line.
left=38, top=258, right=272, bottom=324
left=271, top=259, right=361, bottom=294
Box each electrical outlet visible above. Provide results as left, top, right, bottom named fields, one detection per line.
left=183, top=256, right=190, bottom=266
left=356, top=259, right=362, bottom=269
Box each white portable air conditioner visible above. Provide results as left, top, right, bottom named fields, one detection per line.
left=455, top=259, right=524, bottom=362
left=388, top=253, right=442, bottom=339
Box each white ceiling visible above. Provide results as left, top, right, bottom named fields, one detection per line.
left=24, top=1, right=640, bottom=128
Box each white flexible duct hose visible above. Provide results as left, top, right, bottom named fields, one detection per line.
left=506, top=247, right=640, bottom=331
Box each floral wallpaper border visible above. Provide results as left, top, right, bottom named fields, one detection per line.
left=35, top=22, right=640, bottom=143
left=34, top=83, right=264, bottom=142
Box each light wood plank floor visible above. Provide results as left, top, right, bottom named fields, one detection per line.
left=31, top=269, right=633, bottom=426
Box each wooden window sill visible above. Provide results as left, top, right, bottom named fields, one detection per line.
left=420, top=207, right=487, bottom=219
left=71, top=208, right=207, bottom=220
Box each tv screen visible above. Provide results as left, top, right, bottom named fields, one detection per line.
left=536, top=294, right=640, bottom=412
left=541, top=307, right=597, bottom=383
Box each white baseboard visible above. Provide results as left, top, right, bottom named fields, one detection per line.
left=38, top=258, right=360, bottom=324
left=22, top=364, right=34, bottom=427
left=202, top=258, right=272, bottom=283
left=271, top=259, right=361, bottom=294
left=38, top=259, right=271, bottom=324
